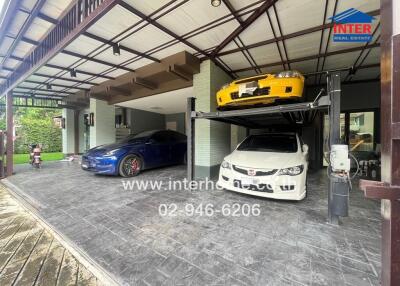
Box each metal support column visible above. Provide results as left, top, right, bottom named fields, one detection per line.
left=359, top=1, right=400, bottom=284
left=0, top=131, right=4, bottom=178
left=327, top=72, right=341, bottom=224
left=186, top=97, right=195, bottom=181
left=6, top=91, right=13, bottom=176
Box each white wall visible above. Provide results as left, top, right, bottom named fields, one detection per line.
left=89, top=98, right=116, bottom=148
left=62, top=108, right=75, bottom=155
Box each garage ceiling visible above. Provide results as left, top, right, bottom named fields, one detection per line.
left=0, top=0, right=380, bottom=102
left=117, top=86, right=193, bottom=114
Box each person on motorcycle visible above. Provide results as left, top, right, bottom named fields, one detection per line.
left=30, top=144, right=42, bottom=167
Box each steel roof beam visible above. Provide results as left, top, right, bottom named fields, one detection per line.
left=0, top=0, right=120, bottom=97
left=24, top=80, right=90, bottom=91
left=232, top=43, right=380, bottom=73
left=61, top=50, right=135, bottom=72
left=210, top=0, right=278, bottom=57
left=0, top=0, right=46, bottom=67
left=0, top=1, right=20, bottom=47
left=45, top=64, right=115, bottom=80
left=15, top=86, right=74, bottom=95
left=21, top=37, right=39, bottom=46
left=82, top=32, right=160, bottom=63
left=0, top=54, right=25, bottom=62
left=344, top=25, right=381, bottom=82
left=216, top=9, right=380, bottom=58
left=13, top=91, right=66, bottom=99
left=317, top=0, right=339, bottom=84
left=118, top=1, right=234, bottom=77
left=314, top=0, right=329, bottom=84
left=119, top=1, right=207, bottom=58
left=272, top=4, right=290, bottom=70
left=4, top=34, right=40, bottom=46
left=37, top=12, right=58, bottom=25
left=33, top=72, right=99, bottom=86
left=1, top=66, right=14, bottom=72
left=222, top=0, right=244, bottom=25
left=223, top=0, right=260, bottom=74
left=266, top=9, right=285, bottom=70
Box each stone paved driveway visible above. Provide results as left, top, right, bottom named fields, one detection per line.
left=0, top=185, right=102, bottom=286
left=4, top=161, right=381, bottom=285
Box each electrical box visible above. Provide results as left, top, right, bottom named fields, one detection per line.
left=330, top=144, right=351, bottom=172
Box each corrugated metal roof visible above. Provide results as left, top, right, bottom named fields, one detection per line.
left=0, top=0, right=380, bottom=99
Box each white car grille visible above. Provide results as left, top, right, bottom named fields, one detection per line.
left=232, top=165, right=277, bottom=176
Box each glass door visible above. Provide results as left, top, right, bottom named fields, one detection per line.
left=348, top=112, right=374, bottom=152
left=323, top=111, right=376, bottom=166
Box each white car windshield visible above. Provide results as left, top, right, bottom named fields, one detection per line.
left=237, top=134, right=298, bottom=153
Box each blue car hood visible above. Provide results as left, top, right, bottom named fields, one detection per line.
left=86, top=139, right=145, bottom=155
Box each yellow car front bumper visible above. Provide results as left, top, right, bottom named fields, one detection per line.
left=216, top=75, right=305, bottom=109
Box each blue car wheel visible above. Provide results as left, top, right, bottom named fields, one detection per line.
left=119, top=154, right=142, bottom=177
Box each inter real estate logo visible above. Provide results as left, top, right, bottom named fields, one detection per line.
left=330, top=8, right=375, bottom=42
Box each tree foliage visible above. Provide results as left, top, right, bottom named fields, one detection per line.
left=13, top=108, right=62, bottom=154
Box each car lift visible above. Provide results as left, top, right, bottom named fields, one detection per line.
left=186, top=71, right=346, bottom=224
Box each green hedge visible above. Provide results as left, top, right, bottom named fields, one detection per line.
left=13, top=108, right=62, bottom=154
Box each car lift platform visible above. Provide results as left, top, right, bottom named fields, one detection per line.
left=186, top=71, right=344, bottom=224
left=191, top=95, right=330, bottom=128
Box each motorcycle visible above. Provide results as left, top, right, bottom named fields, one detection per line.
left=29, top=144, right=42, bottom=168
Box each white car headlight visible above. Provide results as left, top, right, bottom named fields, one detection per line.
left=278, top=165, right=304, bottom=176
left=221, top=160, right=231, bottom=169
left=275, top=70, right=302, bottom=78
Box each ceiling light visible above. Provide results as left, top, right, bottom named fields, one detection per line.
left=70, top=69, right=77, bottom=78
left=211, top=0, right=221, bottom=7
left=46, top=84, right=52, bottom=90
left=113, top=43, right=121, bottom=56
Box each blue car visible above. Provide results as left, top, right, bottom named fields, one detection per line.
left=81, top=130, right=187, bottom=177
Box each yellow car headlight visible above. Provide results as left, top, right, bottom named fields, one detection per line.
left=275, top=71, right=302, bottom=78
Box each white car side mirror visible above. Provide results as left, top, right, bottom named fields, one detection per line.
left=303, top=144, right=309, bottom=155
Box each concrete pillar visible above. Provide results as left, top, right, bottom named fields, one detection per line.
left=193, top=60, right=232, bottom=178
left=6, top=91, right=13, bottom=176
left=62, top=108, right=76, bottom=155
left=89, top=98, right=115, bottom=148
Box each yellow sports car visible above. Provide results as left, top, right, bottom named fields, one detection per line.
left=216, top=70, right=305, bottom=110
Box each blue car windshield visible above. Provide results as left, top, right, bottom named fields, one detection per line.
left=120, top=130, right=157, bottom=143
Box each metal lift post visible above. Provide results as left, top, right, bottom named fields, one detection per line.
left=327, top=72, right=349, bottom=225
left=186, top=97, right=195, bottom=181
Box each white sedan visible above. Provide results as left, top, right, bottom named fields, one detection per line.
left=217, top=133, right=308, bottom=200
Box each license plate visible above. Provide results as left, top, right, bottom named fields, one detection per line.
left=241, top=177, right=259, bottom=185
left=238, top=83, right=257, bottom=97
left=82, top=164, right=88, bottom=168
